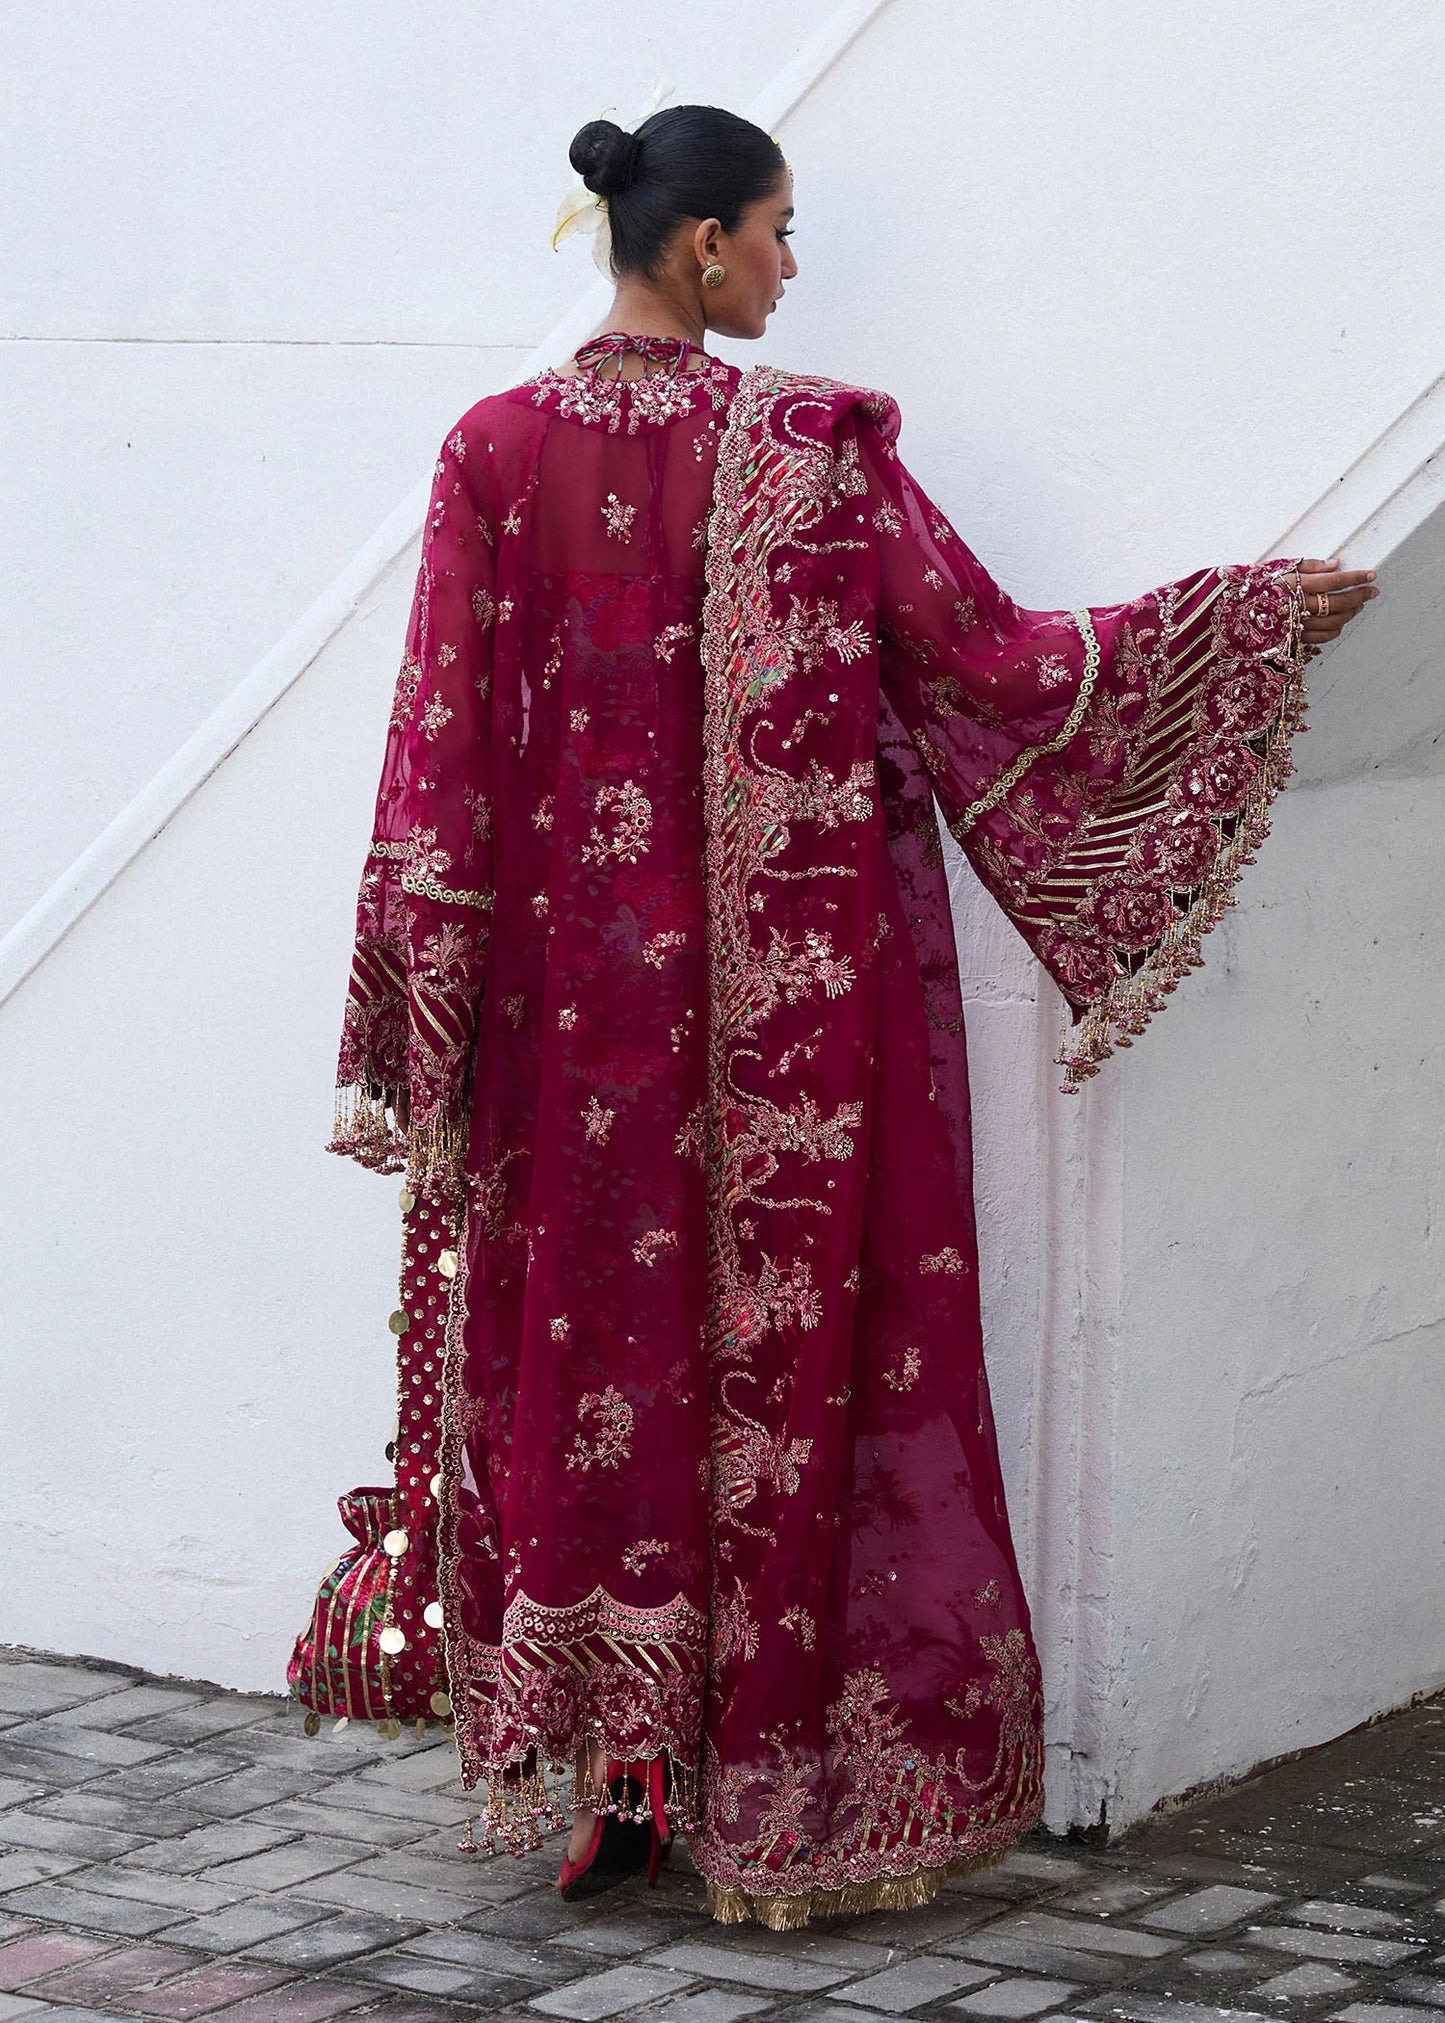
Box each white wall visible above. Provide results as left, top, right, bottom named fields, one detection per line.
left=3, top=0, right=1441, bottom=1834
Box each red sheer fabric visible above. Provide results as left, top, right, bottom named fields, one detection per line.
left=324, top=336, right=1307, bottom=1926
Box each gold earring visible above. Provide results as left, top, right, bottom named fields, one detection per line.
left=701, top=263, right=726, bottom=288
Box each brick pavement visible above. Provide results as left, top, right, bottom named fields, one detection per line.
left=0, top=1652, right=1441, bottom=2023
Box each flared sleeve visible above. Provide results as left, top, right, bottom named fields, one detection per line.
left=328, top=421, right=496, bottom=1191
left=857, top=419, right=1309, bottom=1090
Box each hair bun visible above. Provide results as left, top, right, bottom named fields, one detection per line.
left=569, top=119, right=642, bottom=198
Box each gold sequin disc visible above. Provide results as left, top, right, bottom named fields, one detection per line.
left=378, top=1624, right=407, bottom=1655
left=382, top=1528, right=409, bottom=1557
left=303, top=1710, right=321, bottom=1736
left=423, top=1600, right=444, bottom=1630
left=399, top=1188, right=416, bottom=1212
left=429, top=1473, right=443, bottom=1500
left=388, top=1309, right=409, bottom=1335
left=377, top=1715, right=403, bottom=1740
left=430, top=1690, right=453, bottom=1717
left=437, top=1249, right=459, bottom=1279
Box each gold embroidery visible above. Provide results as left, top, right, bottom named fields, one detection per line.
left=948, top=608, right=1102, bottom=838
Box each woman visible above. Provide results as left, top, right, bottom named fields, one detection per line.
left=301, top=105, right=1377, bottom=1928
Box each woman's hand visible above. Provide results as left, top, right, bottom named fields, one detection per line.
left=1295, top=556, right=1379, bottom=660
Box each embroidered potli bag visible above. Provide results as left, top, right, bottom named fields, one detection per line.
left=287, top=1178, right=457, bottom=1740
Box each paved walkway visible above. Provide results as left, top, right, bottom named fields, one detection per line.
left=0, top=1652, right=1441, bottom=2023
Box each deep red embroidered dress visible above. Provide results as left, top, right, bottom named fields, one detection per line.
left=315, top=332, right=1309, bottom=1926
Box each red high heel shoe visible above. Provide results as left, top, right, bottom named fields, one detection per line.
left=556, top=1755, right=674, bottom=1900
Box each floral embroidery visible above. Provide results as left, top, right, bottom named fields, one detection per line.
left=632, top=1227, right=678, bottom=1268
left=872, top=501, right=903, bottom=536
left=583, top=1094, right=614, bottom=1144
left=447, top=428, right=466, bottom=460
left=472, top=587, right=495, bottom=627
left=549, top=1315, right=570, bottom=1340
left=655, top=622, right=696, bottom=663
left=974, top=1578, right=1002, bottom=1607
left=533, top=794, right=554, bottom=833
left=570, top=707, right=590, bottom=732
left=566, top=1385, right=634, bottom=1473
left=954, top=596, right=977, bottom=629
left=642, top=929, right=688, bottom=968
left=419, top=693, right=453, bottom=742
left=557, top=1005, right=578, bottom=1030
left=601, top=492, right=637, bottom=541
left=621, top=1538, right=669, bottom=1576
left=920, top=1246, right=967, bottom=1275
left=882, top=1345, right=922, bottom=1391
left=502, top=502, right=523, bottom=536
left=390, top=655, right=422, bottom=731
left=581, top=779, right=653, bottom=866
left=502, top=992, right=525, bottom=1028
left=780, top=1605, right=817, bottom=1649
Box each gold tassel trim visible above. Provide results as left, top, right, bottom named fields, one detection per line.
left=462, top=1748, right=703, bottom=1860
left=705, top=1842, right=1012, bottom=1929
left=328, top=1083, right=468, bottom=1197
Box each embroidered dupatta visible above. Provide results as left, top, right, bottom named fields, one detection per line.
left=319, top=347, right=1308, bottom=1927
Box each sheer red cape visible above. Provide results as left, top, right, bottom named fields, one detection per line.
left=319, top=337, right=1308, bottom=1925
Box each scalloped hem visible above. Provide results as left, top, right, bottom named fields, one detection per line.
left=1056, top=581, right=1310, bottom=1094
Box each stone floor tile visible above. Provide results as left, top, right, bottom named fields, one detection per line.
left=840, top=1902, right=1002, bottom=1947
left=10, top=2006, right=120, bottom=2022
left=1002, top=1857, right=1094, bottom=1886
left=1141, top=1889, right=1284, bottom=1934
left=0, top=1882, right=184, bottom=1937
left=59, top=1864, right=245, bottom=1916
left=0, top=1808, right=144, bottom=1860
left=0, top=1740, right=114, bottom=1789
left=1357, top=1877, right=1437, bottom=1900
left=950, top=1978, right=1080, bottom=2017
left=0, top=1851, right=84, bottom=1892
left=1074, top=1998, right=1271, bottom=2023
left=1390, top=1977, right=1445, bottom=2005
left=181, top=1764, right=335, bottom=1818
left=24, top=1941, right=196, bottom=2002
left=786, top=2006, right=912, bottom=2023
left=201, top=1835, right=365, bottom=1891
left=354, top=1747, right=469, bottom=1794
left=244, top=1911, right=427, bottom=1969
left=981, top=1915, right=1181, bottom=1961
left=309, top=1777, right=469, bottom=1830
left=82, top=1751, right=248, bottom=1803
left=208, top=1981, right=378, bottom=2021
left=402, top=1927, right=589, bottom=1984
left=162, top=1897, right=337, bottom=1952
left=60, top=1686, right=207, bottom=1730
left=294, top=1866, right=482, bottom=1926
left=11, top=1717, right=169, bottom=1768
left=352, top=1849, right=493, bottom=1893
left=246, top=1798, right=427, bottom=1849
left=831, top=1958, right=999, bottom=2011
left=1177, top=1951, right=1258, bottom=1973
left=646, top=1993, right=775, bottom=2023
left=354, top=2003, right=496, bottom=2023
left=943, top=1936, right=1122, bottom=1986
left=1055, top=1883, right=1178, bottom=1919
left=529, top=1964, right=700, bottom=2019
left=121, top=1820, right=296, bottom=1874
left=0, top=1662, right=136, bottom=1717
left=1247, top=1963, right=1359, bottom=2000
left=348, top=1953, right=542, bottom=2002
left=469, top=1892, right=592, bottom=1942
left=31, top=1791, right=214, bottom=1839
left=1286, top=1901, right=1411, bottom=1936
left=123, top=1699, right=286, bottom=1746
left=0, top=1995, right=45, bottom=2019
left=125, top=1960, right=299, bottom=2017
left=0, top=1784, right=42, bottom=1814
left=648, top=1940, right=851, bottom=1994
left=705, top=1929, right=892, bottom=1972
left=1240, top=1926, right=1423, bottom=1968
left=1328, top=2009, right=1445, bottom=2023
left=0, top=1929, right=115, bottom=1989
left=540, top=1915, right=702, bottom=1961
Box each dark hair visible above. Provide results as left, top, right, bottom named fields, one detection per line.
left=568, top=104, right=786, bottom=278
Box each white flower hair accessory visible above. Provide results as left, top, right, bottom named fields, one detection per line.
left=551, top=77, right=675, bottom=274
